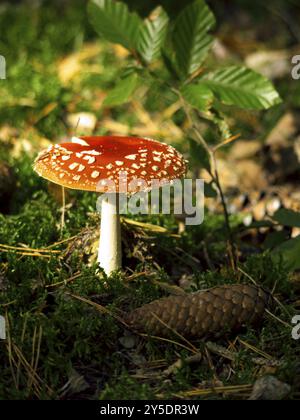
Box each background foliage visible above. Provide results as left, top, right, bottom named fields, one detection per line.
left=0, top=0, right=300, bottom=400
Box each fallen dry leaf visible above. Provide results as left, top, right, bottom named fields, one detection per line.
left=245, top=50, right=290, bottom=79
left=266, top=112, right=297, bottom=147
left=58, top=42, right=103, bottom=85
left=235, top=159, right=268, bottom=191
left=230, top=140, right=261, bottom=160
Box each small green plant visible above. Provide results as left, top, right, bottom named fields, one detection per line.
left=88, top=0, right=281, bottom=113
left=88, top=0, right=281, bottom=263
left=1, top=1, right=299, bottom=401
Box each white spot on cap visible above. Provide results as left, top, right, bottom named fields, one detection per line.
left=152, top=166, right=159, bottom=172
left=131, top=163, right=140, bottom=170
left=78, top=164, right=85, bottom=172
left=153, top=156, right=161, bottom=162
left=76, top=153, right=83, bottom=158
left=125, top=155, right=136, bottom=160
left=71, top=136, right=89, bottom=146
left=106, top=163, right=113, bottom=170
left=69, top=162, right=79, bottom=170
left=73, top=175, right=81, bottom=181
left=83, top=155, right=96, bottom=164
left=141, top=153, right=147, bottom=158
left=62, top=155, right=71, bottom=161
left=82, top=150, right=101, bottom=156
left=59, top=173, right=65, bottom=178
left=115, top=161, right=124, bottom=166
left=91, top=170, right=100, bottom=178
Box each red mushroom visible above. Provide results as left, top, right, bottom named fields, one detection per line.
left=34, top=136, right=187, bottom=275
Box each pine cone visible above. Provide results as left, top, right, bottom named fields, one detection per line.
left=126, top=284, right=271, bottom=339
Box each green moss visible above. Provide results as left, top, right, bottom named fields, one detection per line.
left=0, top=0, right=298, bottom=401
left=100, top=372, right=156, bottom=400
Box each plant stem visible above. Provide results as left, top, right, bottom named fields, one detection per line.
left=211, top=152, right=237, bottom=270
left=178, top=93, right=237, bottom=268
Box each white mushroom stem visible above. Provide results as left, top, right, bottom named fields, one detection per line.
left=98, top=193, right=122, bottom=276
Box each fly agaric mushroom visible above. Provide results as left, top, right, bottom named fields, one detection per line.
left=34, top=136, right=187, bottom=275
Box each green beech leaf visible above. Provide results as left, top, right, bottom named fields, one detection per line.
left=189, top=138, right=211, bottom=171
left=138, top=7, right=169, bottom=64
left=199, top=66, right=282, bottom=110
left=273, top=235, right=300, bottom=271
left=272, top=208, right=300, bottom=228
left=172, top=0, right=216, bottom=79
left=103, top=72, right=139, bottom=106
left=181, top=83, right=213, bottom=112
left=264, top=231, right=288, bottom=250
left=204, top=181, right=217, bottom=198
left=88, top=0, right=141, bottom=50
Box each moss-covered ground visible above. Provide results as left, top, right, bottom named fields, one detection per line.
left=0, top=0, right=299, bottom=400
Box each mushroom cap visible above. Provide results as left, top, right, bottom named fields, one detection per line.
left=34, top=136, right=187, bottom=193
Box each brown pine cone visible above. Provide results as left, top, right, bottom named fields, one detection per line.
left=126, top=284, right=272, bottom=339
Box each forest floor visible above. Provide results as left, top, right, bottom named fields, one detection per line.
left=0, top=0, right=300, bottom=400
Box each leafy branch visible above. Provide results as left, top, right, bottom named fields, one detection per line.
left=88, top=0, right=282, bottom=268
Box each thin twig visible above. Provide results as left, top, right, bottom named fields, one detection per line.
left=238, top=338, right=273, bottom=360
left=139, top=333, right=199, bottom=354
left=5, top=313, right=18, bottom=389
left=45, top=272, right=82, bottom=289
left=16, top=314, right=28, bottom=389
left=172, top=384, right=253, bottom=398
left=265, top=309, right=292, bottom=329
left=0, top=244, right=60, bottom=253
left=66, top=292, right=129, bottom=328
